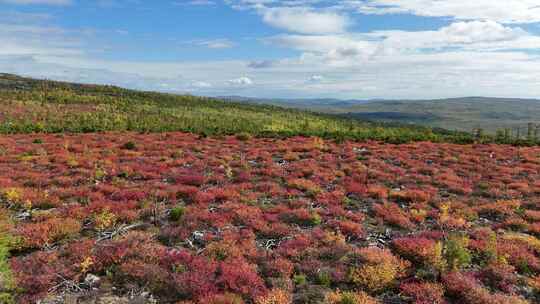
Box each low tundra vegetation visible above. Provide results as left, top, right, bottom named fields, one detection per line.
left=0, top=133, right=538, bottom=303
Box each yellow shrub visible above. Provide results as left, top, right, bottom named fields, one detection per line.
left=431, top=241, right=446, bottom=271
left=311, top=137, right=326, bottom=150
left=350, top=264, right=397, bottom=292
left=256, top=289, right=292, bottom=304
left=410, top=208, right=428, bottom=223
left=349, top=247, right=409, bottom=292
left=2, top=188, right=22, bottom=204
left=80, top=256, right=94, bottom=273
left=67, top=157, right=79, bottom=168
left=94, top=210, right=117, bottom=231
left=438, top=202, right=470, bottom=229
left=325, top=290, right=379, bottom=304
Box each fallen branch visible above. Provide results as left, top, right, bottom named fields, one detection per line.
left=96, top=222, right=145, bottom=242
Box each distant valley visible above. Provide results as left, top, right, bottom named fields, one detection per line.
left=221, top=96, right=540, bottom=133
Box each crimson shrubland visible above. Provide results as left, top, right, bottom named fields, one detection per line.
left=0, top=133, right=538, bottom=303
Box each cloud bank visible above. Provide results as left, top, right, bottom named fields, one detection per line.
left=1, top=1, right=540, bottom=99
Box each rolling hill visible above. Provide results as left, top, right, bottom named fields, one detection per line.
left=222, top=96, right=540, bottom=134
left=0, top=73, right=474, bottom=144
left=1, top=74, right=539, bottom=145
left=337, top=97, right=540, bottom=133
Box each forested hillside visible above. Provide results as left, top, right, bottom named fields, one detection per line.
left=0, top=74, right=511, bottom=145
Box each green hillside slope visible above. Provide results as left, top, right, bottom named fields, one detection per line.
left=0, top=74, right=535, bottom=145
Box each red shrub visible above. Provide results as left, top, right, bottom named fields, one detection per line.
left=497, top=240, right=540, bottom=273
left=199, top=293, right=244, bottom=304
left=373, top=203, right=414, bottom=229
left=345, top=180, right=367, bottom=197
left=169, top=250, right=219, bottom=299
left=390, top=189, right=431, bottom=204
left=1, top=133, right=539, bottom=304
left=218, top=258, right=267, bottom=299
left=400, top=282, right=445, bottom=304
left=328, top=219, right=365, bottom=239
left=443, top=271, right=527, bottom=304
left=529, top=222, right=540, bottom=236
left=174, top=173, right=206, bottom=186
left=393, top=237, right=444, bottom=269
left=480, top=262, right=518, bottom=293
left=277, top=234, right=312, bottom=259
left=260, top=257, right=294, bottom=278
left=12, top=251, right=61, bottom=304
left=316, top=190, right=346, bottom=206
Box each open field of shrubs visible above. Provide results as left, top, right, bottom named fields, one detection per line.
left=0, top=133, right=539, bottom=303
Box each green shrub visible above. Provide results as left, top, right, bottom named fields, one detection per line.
left=445, top=234, right=472, bottom=270
left=0, top=220, right=15, bottom=303
left=169, top=206, right=185, bottom=222
left=293, top=274, right=307, bottom=286
left=315, top=271, right=332, bottom=287
left=0, top=293, right=15, bottom=304
left=339, top=292, right=360, bottom=304
left=121, top=141, right=137, bottom=150
left=310, top=213, right=322, bottom=226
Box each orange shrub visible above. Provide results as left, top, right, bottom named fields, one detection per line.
left=18, top=217, right=81, bottom=249
left=373, top=203, right=414, bottom=229
left=524, top=210, right=540, bottom=222
left=393, top=237, right=445, bottom=271
left=367, top=185, right=388, bottom=199
left=287, top=178, right=321, bottom=195
left=255, top=289, right=292, bottom=304
left=389, top=189, right=431, bottom=204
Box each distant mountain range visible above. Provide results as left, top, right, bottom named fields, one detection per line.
left=220, top=96, right=540, bottom=133
left=218, top=96, right=375, bottom=109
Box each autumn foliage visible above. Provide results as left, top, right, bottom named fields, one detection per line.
left=0, top=133, right=538, bottom=303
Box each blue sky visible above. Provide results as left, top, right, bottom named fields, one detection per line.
left=1, top=0, right=540, bottom=99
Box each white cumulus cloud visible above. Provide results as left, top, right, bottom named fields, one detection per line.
left=309, top=75, right=324, bottom=82
left=369, top=20, right=538, bottom=53
left=260, top=6, right=351, bottom=34
left=228, top=76, right=253, bottom=86
left=355, top=0, right=540, bottom=24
